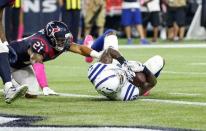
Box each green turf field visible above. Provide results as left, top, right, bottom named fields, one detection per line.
left=1, top=43, right=206, bottom=130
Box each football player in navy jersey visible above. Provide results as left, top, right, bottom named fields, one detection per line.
left=0, top=21, right=101, bottom=103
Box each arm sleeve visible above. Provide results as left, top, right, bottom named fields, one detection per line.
left=32, top=63, right=48, bottom=89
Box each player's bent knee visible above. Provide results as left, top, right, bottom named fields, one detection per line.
left=144, top=55, right=165, bottom=77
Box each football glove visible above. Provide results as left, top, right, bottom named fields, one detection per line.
left=122, top=62, right=136, bottom=82
left=127, top=61, right=145, bottom=72
left=43, top=87, right=58, bottom=96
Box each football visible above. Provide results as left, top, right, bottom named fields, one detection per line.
left=133, top=72, right=146, bottom=85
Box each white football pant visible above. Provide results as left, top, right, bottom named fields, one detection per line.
left=11, top=65, right=40, bottom=95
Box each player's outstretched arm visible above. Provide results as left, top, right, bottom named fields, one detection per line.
left=68, top=43, right=101, bottom=58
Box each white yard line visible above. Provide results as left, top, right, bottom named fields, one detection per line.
left=58, top=93, right=206, bottom=106
left=1, top=89, right=205, bottom=107
left=119, top=44, right=206, bottom=49
left=0, top=88, right=206, bottom=106
left=54, top=93, right=206, bottom=107
left=0, top=117, right=20, bottom=125
left=0, top=127, right=159, bottom=131
left=59, top=93, right=105, bottom=99
left=189, top=63, right=206, bottom=66
left=163, top=71, right=206, bottom=75
left=140, top=99, right=206, bottom=106
left=168, top=93, right=201, bottom=96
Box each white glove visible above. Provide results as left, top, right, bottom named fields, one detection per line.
left=122, top=62, right=136, bottom=82
left=43, top=87, right=58, bottom=96
left=127, top=61, right=145, bottom=72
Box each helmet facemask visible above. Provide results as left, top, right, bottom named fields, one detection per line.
left=45, top=21, right=73, bottom=51
left=53, top=32, right=73, bottom=51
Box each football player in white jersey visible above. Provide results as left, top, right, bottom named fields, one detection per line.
left=88, top=47, right=164, bottom=101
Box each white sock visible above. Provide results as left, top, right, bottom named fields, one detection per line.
left=103, top=35, right=119, bottom=50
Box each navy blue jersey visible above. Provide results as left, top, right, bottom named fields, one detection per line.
left=9, top=29, right=70, bottom=69
left=0, top=0, right=15, bottom=8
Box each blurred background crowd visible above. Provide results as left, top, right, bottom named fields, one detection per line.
left=3, top=0, right=206, bottom=44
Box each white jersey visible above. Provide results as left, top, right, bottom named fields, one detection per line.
left=88, top=62, right=140, bottom=101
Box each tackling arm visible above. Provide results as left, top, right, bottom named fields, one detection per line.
left=69, top=43, right=101, bottom=58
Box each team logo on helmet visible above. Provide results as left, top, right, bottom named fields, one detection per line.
left=45, top=21, right=72, bottom=51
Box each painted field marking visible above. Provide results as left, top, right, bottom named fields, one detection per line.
left=0, top=90, right=206, bottom=107
left=0, top=127, right=159, bottom=131
left=119, top=44, right=206, bottom=49
left=168, top=93, right=201, bottom=96
left=0, top=117, right=19, bottom=124
left=58, top=93, right=206, bottom=107
left=141, top=99, right=206, bottom=106
left=163, top=70, right=206, bottom=75
left=59, top=92, right=106, bottom=98
left=58, top=92, right=206, bottom=106
left=189, top=63, right=206, bottom=66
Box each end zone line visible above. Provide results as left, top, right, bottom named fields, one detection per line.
left=163, top=71, right=206, bottom=75
left=58, top=92, right=206, bottom=106
left=169, top=92, right=201, bottom=96
left=0, top=90, right=205, bottom=107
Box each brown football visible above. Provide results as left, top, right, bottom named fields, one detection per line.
left=133, top=72, right=146, bottom=85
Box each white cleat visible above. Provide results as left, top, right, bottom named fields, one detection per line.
left=4, top=84, right=28, bottom=104
left=43, top=87, right=58, bottom=96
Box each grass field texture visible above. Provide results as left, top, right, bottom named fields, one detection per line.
left=1, top=42, right=206, bottom=130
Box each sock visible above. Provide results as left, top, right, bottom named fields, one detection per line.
left=32, top=63, right=48, bottom=89
left=103, top=35, right=118, bottom=50
left=0, top=53, right=12, bottom=84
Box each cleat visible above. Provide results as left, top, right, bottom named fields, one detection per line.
left=83, top=35, right=94, bottom=63
left=4, top=85, right=28, bottom=104
left=43, top=87, right=58, bottom=96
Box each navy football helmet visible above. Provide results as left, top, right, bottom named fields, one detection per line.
left=45, top=21, right=73, bottom=51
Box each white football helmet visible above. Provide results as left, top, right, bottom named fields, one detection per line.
left=94, top=69, right=126, bottom=97
left=143, top=55, right=165, bottom=77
